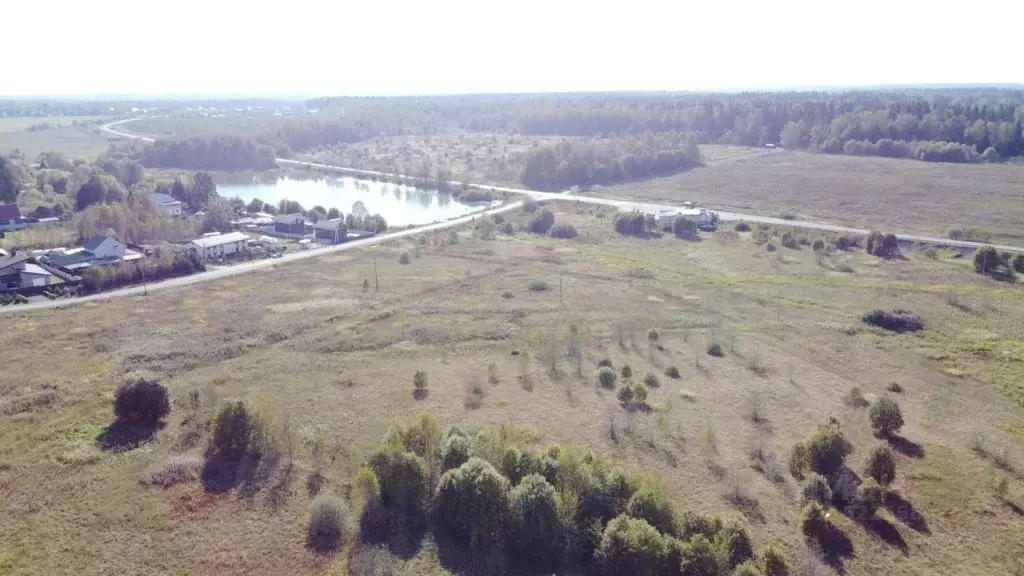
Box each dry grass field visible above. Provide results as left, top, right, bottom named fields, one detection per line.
left=598, top=149, right=1024, bottom=245
left=1, top=204, right=1024, bottom=576
left=0, top=116, right=114, bottom=159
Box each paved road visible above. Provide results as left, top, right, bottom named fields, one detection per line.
left=103, top=118, right=1024, bottom=255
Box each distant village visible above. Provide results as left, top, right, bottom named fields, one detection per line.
left=0, top=197, right=377, bottom=304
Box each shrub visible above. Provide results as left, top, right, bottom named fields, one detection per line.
left=1014, top=254, right=1024, bottom=274
left=974, top=246, right=1007, bottom=275
left=788, top=442, right=809, bottom=479
left=886, top=382, right=903, bottom=393
left=499, top=221, right=515, bottom=235
left=665, top=365, right=680, bottom=379
left=307, top=494, right=350, bottom=552
left=630, top=382, right=648, bottom=404
left=522, top=198, right=539, bottom=214
left=353, top=467, right=380, bottom=501
left=506, top=474, right=560, bottom=568
left=614, top=211, right=647, bottom=236
left=367, top=449, right=429, bottom=512
left=855, top=479, right=884, bottom=518
left=843, top=386, right=868, bottom=408
left=143, top=454, right=203, bottom=488
left=643, top=372, right=660, bottom=388
left=624, top=486, right=676, bottom=535
left=114, top=379, right=171, bottom=424
left=706, top=343, right=724, bottom=357
left=734, top=222, right=752, bottom=232
left=412, top=370, right=427, bottom=394
left=865, top=230, right=884, bottom=255
left=800, top=473, right=833, bottom=507
left=864, top=444, right=897, bottom=487
left=799, top=502, right=827, bottom=539
left=529, top=208, right=555, bottom=234
left=835, top=235, right=856, bottom=251
left=620, top=364, right=633, bottom=380
left=433, top=457, right=509, bottom=545
left=212, top=400, right=255, bottom=459
left=673, top=217, right=698, bottom=240
left=647, top=328, right=659, bottom=344
left=350, top=545, right=398, bottom=576
left=492, top=213, right=506, bottom=224
left=801, top=420, right=852, bottom=477
left=869, top=397, right=904, bottom=436
left=780, top=231, right=799, bottom=249
left=733, top=561, right=763, bottom=576
left=529, top=280, right=550, bottom=292
left=398, top=251, right=411, bottom=265
left=616, top=384, right=634, bottom=406
left=862, top=308, right=924, bottom=333
left=440, top=428, right=471, bottom=471
left=598, top=357, right=614, bottom=369
left=549, top=223, right=578, bottom=238
left=758, top=544, right=791, bottom=576
left=680, top=534, right=723, bottom=576
left=597, top=366, right=618, bottom=389
left=811, top=238, right=825, bottom=252
left=594, top=515, right=676, bottom=576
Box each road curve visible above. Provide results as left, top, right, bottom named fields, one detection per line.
left=102, top=117, right=1024, bottom=256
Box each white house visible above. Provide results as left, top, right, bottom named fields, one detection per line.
left=154, top=193, right=184, bottom=216
left=82, top=234, right=127, bottom=260
left=191, top=231, right=249, bottom=260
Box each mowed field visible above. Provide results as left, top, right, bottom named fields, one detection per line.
left=0, top=116, right=114, bottom=159
left=599, top=149, right=1024, bottom=245
left=1, top=205, right=1024, bottom=576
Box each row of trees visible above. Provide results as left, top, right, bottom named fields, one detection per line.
left=81, top=250, right=205, bottom=293
left=139, top=136, right=277, bottom=171
left=521, top=133, right=702, bottom=191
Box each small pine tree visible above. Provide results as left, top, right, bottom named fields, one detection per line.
left=597, top=366, right=617, bottom=389
left=413, top=370, right=428, bottom=393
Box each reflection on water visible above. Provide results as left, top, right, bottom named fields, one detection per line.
left=216, top=171, right=468, bottom=226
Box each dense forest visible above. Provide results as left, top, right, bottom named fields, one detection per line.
left=139, top=136, right=277, bottom=170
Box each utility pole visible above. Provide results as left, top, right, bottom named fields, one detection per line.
left=560, top=271, right=564, bottom=306
left=373, top=257, right=379, bottom=292
left=776, top=288, right=781, bottom=322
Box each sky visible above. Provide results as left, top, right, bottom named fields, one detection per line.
left=3, top=0, right=1022, bottom=97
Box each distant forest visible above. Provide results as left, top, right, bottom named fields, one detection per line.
left=117, top=89, right=1024, bottom=185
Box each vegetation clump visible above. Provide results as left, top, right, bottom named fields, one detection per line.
left=665, top=365, right=680, bottom=379
left=549, top=223, right=578, bottom=238
left=113, top=379, right=171, bottom=424
left=869, top=397, right=904, bottom=436
left=864, top=444, right=897, bottom=487
left=528, top=208, right=556, bottom=234
left=862, top=308, right=924, bottom=333
left=706, top=343, right=724, bottom=357
left=789, top=420, right=853, bottom=478
left=307, top=495, right=350, bottom=553
left=597, top=366, right=618, bottom=390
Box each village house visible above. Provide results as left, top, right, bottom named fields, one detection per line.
left=39, top=234, right=141, bottom=271
left=274, top=213, right=306, bottom=235
left=154, top=193, right=184, bottom=216
left=314, top=218, right=347, bottom=244
left=191, top=231, right=249, bottom=260
left=0, top=251, right=79, bottom=293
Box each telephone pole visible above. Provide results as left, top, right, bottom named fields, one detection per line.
left=373, top=257, right=379, bottom=291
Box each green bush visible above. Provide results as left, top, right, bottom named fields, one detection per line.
left=522, top=198, right=539, bottom=214
left=614, top=211, right=647, bottom=236
left=788, top=441, right=809, bottom=479
left=440, top=427, right=471, bottom=471
left=835, top=235, right=856, bottom=251
left=800, top=473, right=833, bottom=507
left=506, top=473, right=560, bottom=568
left=758, top=544, right=791, bottom=576
left=307, top=494, right=350, bottom=552
left=792, top=421, right=852, bottom=477
left=594, top=515, right=677, bottom=576
left=734, top=222, right=752, bottom=232
left=529, top=208, right=556, bottom=234
left=114, top=379, right=171, bottom=424
left=680, top=534, right=723, bottom=576
left=598, top=357, right=614, bottom=369
left=412, top=370, right=427, bottom=393
left=433, top=457, right=509, bottom=545
left=617, top=384, right=635, bottom=406
left=673, top=217, right=698, bottom=240
left=732, top=561, right=763, bottom=576
left=1014, top=254, right=1024, bottom=273
left=715, top=520, right=754, bottom=569
left=864, top=445, right=896, bottom=486
left=492, top=213, right=506, bottom=224
left=529, top=279, right=551, bottom=291
left=643, top=372, right=660, bottom=388
left=866, top=230, right=898, bottom=258
left=211, top=401, right=254, bottom=459
left=974, top=246, right=1005, bottom=275
left=367, top=449, right=429, bottom=513
left=631, top=382, right=648, bottom=404
left=398, top=251, right=412, bottom=265
left=886, top=381, right=903, bottom=393
left=706, top=343, right=724, bottom=357
left=620, top=365, right=633, bottom=380
left=549, top=223, right=578, bottom=238
left=597, top=366, right=618, bottom=389
left=812, top=238, right=825, bottom=252
left=862, top=308, right=924, bottom=333
left=856, top=478, right=884, bottom=518
left=799, top=502, right=827, bottom=539
left=665, top=365, right=680, bottom=379
left=625, top=486, right=676, bottom=536
left=869, top=397, right=904, bottom=436
left=499, top=221, right=515, bottom=236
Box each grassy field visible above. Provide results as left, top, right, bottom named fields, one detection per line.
left=596, top=149, right=1024, bottom=244
left=0, top=116, right=114, bottom=159
left=1, top=204, right=1023, bottom=575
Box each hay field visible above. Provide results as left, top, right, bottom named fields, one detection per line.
left=1, top=205, right=1023, bottom=576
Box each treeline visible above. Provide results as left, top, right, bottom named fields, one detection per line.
left=139, top=136, right=277, bottom=171
left=307, top=90, right=1024, bottom=162
left=521, top=132, right=701, bottom=191
left=81, top=250, right=205, bottom=293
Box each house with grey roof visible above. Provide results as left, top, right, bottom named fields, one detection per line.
left=154, top=193, right=184, bottom=216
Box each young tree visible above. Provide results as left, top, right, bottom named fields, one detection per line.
left=864, top=444, right=897, bottom=486
left=869, top=397, right=904, bottom=436
left=190, top=171, right=217, bottom=210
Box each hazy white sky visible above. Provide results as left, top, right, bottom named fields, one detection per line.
left=4, top=0, right=1021, bottom=96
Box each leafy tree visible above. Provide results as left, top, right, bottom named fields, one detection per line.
left=75, top=175, right=107, bottom=210
left=246, top=198, right=265, bottom=213
left=864, top=444, right=897, bottom=486
left=594, top=515, right=676, bottom=576
left=0, top=157, right=23, bottom=204
left=506, top=473, right=560, bottom=568
left=529, top=208, right=555, bottom=234
left=413, top=370, right=427, bottom=393
left=758, top=544, right=791, bottom=576
left=326, top=207, right=342, bottom=220
left=368, top=449, right=429, bottom=513
left=799, top=502, right=827, bottom=539
left=680, top=534, right=723, bottom=576
left=433, top=457, right=509, bottom=546
left=440, top=427, right=471, bottom=471
left=625, top=486, right=676, bottom=536
left=974, top=246, right=1006, bottom=275
left=202, top=198, right=234, bottom=234
left=791, top=420, right=852, bottom=477
left=212, top=401, right=255, bottom=460
left=673, top=217, right=698, bottom=239
left=869, top=397, right=904, bottom=436
left=855, top=479, right=884, bottom=518
left=190, top=172, right=217, bottom=210
left=715, top=520, right=754, bottom=570
left=800, top=473, right=833, bottom=507
left=307, top=495, right=350, bottom=553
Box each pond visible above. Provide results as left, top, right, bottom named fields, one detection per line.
left=215, top=171, right=482, bottom=226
